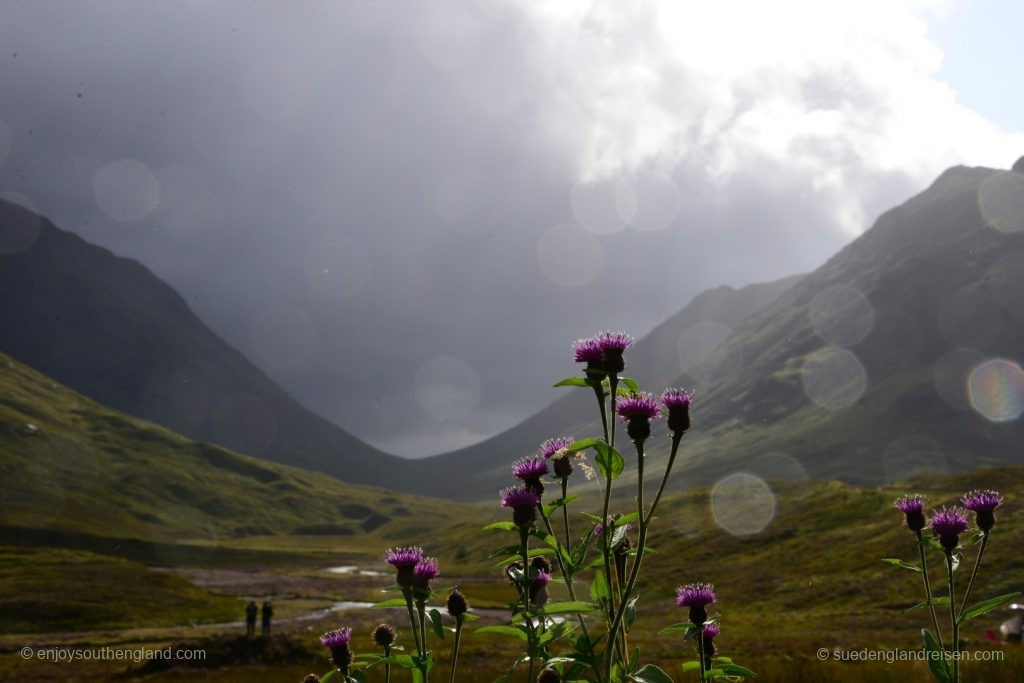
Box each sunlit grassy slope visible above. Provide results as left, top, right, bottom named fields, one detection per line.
left=0, top=350, right=477, bottom=545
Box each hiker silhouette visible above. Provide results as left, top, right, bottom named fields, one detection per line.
left=245, top=600, right=258, bottom=638
left=261, top=600, right=274, bottom=637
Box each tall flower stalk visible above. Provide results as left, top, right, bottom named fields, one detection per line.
left=886, top=491, right=1017, bottom=683
left=476, top=331, right=754, bottom=683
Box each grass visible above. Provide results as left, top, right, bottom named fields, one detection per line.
left=0, top=547, right=240, bottom=634
left=3, top=352, right=1024, bottom=680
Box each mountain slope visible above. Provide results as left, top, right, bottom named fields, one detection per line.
left=0, top=199, right=406, bottom=486
left=0, top=350, right=471, bottom=543
left=656, top=163, right=1024, bottom=485
left=403, top=275, right=802, bottom=497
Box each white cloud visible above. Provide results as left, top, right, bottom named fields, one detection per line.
left=515, top=0, right=1023, bottom=232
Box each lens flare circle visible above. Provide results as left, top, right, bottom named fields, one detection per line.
left=801, top=346, right=867, bottom=411
left=968, top=358, right=1024, bottom=423
left=711, top=473, right=776, bottom=537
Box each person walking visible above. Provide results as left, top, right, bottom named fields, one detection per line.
left=261, top=599, right=274, bottom=637
left=245, top=601, right=258, bottom=638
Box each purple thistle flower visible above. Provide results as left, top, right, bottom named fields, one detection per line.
left=385, top=546, right=423, bottom=567
left=572, top=337, right=604, bottom=364
left=596, top=331, right=633, bottom=353
left=539, top=437, right=574, bottom=459
left=320, top=628, right=353, bottom=672
left=931, top=507, right=970, bottom=551
left=320, top=628, right=352, bottom=648
left=414, top=557, right=441, bottom=582
left=676, top=583, right=717, bottom=608
left=676, top=582, right=717, bottom=626
left=500, top=485, right=540, bottom=527
left=541, top=436, right=576, bottom=479
left=413, top=556, right=440, bottom=596
left=661, top=388, right=694, bottom=435
left=894, top=494, right=927, bottom=533
left=596, top=331, right=633, bottom=374
left=385, top=545, right=423, bottom=590
left=616, top=392, right=661, bottom=442
left=512, top=457, right=549, bottom=495
left=700, top=622, right=720, bottom=663
left=962, top=490, right=1003, bottom=532
left=617, top=393, right=661, bottom=422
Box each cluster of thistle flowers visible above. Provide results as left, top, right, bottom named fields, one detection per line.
left=891, top=490, right=1018, bottom=683
left=486, top=331, right=753, bottom=682
left=310, top=547, right=470, bottom=683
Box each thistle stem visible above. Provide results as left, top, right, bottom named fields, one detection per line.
left=448, top=616, right=463, bottom=683
left=384, top=644, right=392, bottom=683
left=561, top=478, right=572, bottom=552
left=916, top=532, right=945, bottom=653
left=958, top=532, right=989, bottom=618
left=404, top=590, right=423, bottom=657
left=608, top=375, right=619, bottom=448
left=540, top=506, right=596, bottom=665
left=520, top=526, right=535, bottom=683
left=416, top=599, right=429, bottom=682
left=696, top=626, right=707, bottom=681
left=945, top=550, right=959, bottom=682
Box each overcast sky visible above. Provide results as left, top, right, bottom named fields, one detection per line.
left=1, top=0, right=1022, bottom=457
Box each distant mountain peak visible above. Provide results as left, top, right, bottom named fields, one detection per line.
left=1012, top=155, right=1024, bottom=174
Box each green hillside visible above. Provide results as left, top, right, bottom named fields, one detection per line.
left=0, top=350, right=474, bottom=545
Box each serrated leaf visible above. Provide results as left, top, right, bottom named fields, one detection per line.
left=476, top=625, right=529, bottom=641
left=959, top=592, right=1021, bottom=623
left=630, top=664, right=674, bottom=683
left=881, top=558, right=922, bottom=573
left=903, top=597, right=951, bottom=614
left=554, top=376, right=590, bottom=388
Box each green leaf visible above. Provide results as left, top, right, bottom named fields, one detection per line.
left=630, top=664, right=674, bottom=683
left=320, top=672, right=340, bottom=683
left=590, top=571, right=611, bottom=602
left=594, top=442, right=625, bottom=480
left=377, top=654, right=418, bottom=669
left=554, top=376, right=590, bottom=388
left=620, top=377, right=640, bottom=393
left=624, top=595, right=639, bottom=631
left=476, top=625, right=529, bottom=641
left=568, top=438, right=603, bottom=452
left=921, top=629, right=952, bottom=683
left=544, top=601, right=601, bottom=614
left=959, top=592, right=1021, bottom=624
left=615, top=512, right=639, bottom=526
left=372, top=598, right=408, bottom=608
left=902, top=597, right=951, bottom=614
left=542, top=496, right=579, bottom=518
left=681, top=661, right=701, bottom=672
left=716, top=661, right=758, bottom=678
left=881, top=558, right=922, bottom=573
left=660, top=622, right=699, bottom=640
left=484, top=521, right=518, bottom=532
left=428, top=608, right=445, bottom=640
